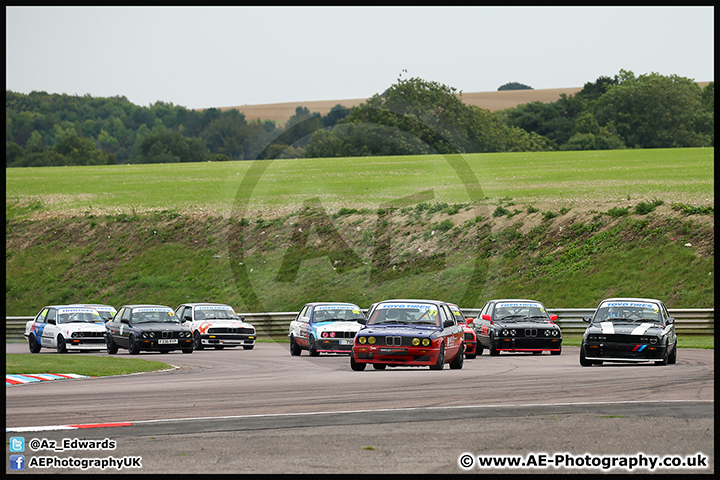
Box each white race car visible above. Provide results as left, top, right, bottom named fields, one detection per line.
left=175, top=303, right=256, bottom=350
left=25, top=305, right=107, bottom=353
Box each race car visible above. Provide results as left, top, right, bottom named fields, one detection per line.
left=474, top=299, right=562, bottom=355
left=580, top=297, right=677, bottom=366
left=289, top=302, right=366, bottom=355
left=350, top=299, right=464, bottom=370
left=69, top=303, right=117, bottom=323
left=175, top=302, right=256, bottom=350
left=448, top=303, right=478, bottom=358
left=105, top=304, right=193, bottom=354
left=25, top=305, right=107, bottom=353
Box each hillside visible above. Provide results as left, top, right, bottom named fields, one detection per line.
left=219, top=87, right=583, bottom=123
left=217, top=83, right=710, bottom=124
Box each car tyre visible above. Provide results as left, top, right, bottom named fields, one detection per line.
left=56, top=335, right=68, bottom=353
left=308, top=335, right=320, bottom=357
left=579, top=344, right=593, bottom=366
left=551, top=345, right=562, bottom=355
left=450, top=343, right=464, bottom=369
left=289, top=335, right=302, bottom=356
left=668, top=343, right=677, bottom=364
left=350, top=355, right=366, bottom=371
left=106, top=335, right=118, bottom=354
left=128, top=335, right=139, bottom=355
left=182, top=347, right=193, bottom=354
left=28, top=334, right=42, bottom=353
left=430, top=345, right=445, bottom=370
left=243, top=344, right=255, bottom=350
left=489, top=336, right=500, bottom=356
left=372, top=364, right=386, bottom=370
left=193, top=331, right=204, bottom=350
left=655, top=342, right=669, bottom=365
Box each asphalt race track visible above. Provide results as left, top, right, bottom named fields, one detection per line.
left=5, top=342, right=714, bottom=474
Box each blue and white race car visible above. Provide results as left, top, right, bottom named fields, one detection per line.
left=25, top=305, right=107, bottom=353
left=289, top=302, right=366, bottom=356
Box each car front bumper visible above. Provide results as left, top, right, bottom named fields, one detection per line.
left=583, top=342, right=667, bottom=362
left=352, top=345, right=442, bottom=366
left=494, top=337, right=562, bottom=352
left=200, top=334, right=256, bottom=347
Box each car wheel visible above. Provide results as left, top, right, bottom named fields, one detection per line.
left=193, top=331, right=204, bottom=350
left=243, top=344, right=255, bottom=350
left=28, top=334, right=42, bottom=353
left=106, top=335, right=118, bottom=354
left=128, top=335, right=139, bottom=355
left=655, top=342, right=669, bottom=365
left=372, top=364, right=386, bottom=370
left=579, top=344, right=592, bottom=366
left=430, top=345, right=445, bottom=370
left=213, top=346, right=224, bottom=350
left=56, top=335, right=68, bottom=353
left=289, top=336, right=302, bottom=356
left=450, top=343, right=464, bottom=369
left=350, top=355, right=366, bottom=371
left=182, top=347, right=193, bottom=354
left=668, top=344, right=677, bottom=364
left=551, top=345, right=562, bottom=355
left=308, top=335, right=320, bottom=356
left=475, top=343, right=484, bottom=356
left=489, top=337, right=500, bottom=356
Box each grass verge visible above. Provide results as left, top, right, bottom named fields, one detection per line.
left=5, top=354, right=174, bottom=376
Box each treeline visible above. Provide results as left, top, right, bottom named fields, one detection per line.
left=5, top=70, right=714, bottom=167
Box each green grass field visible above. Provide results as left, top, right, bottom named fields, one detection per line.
left=6, top=148, right=714, bottom=219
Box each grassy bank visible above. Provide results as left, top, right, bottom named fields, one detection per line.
left=5, top=148, right=714, bottom=316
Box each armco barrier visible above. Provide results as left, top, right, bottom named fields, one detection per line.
left=5, top=308, right=713, bottom=342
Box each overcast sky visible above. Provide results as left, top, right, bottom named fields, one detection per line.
left=6, top=6, right=715, bottom=110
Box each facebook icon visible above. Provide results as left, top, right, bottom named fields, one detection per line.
left=10, top=454, right=25, bottom=470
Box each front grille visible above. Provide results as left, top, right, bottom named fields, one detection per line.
left=209, top=327, right=255, bottom=334
left=74, top=331, right=105, bottom=338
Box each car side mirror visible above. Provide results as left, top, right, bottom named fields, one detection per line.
left=240, top=316, right=246, bottom=321
left=121, top=318, right=130, bottom=325
left=183, top=315, right=192, bottom=322
left=550, top=314, right=558, bottom=321
left=482, top=314, right=491, bottom=321
left=48, top=318, right=56, bottom=325
left=301, top=316, right=310, bottom=323
left=465, top=318, right=473, bottom=325
left=582, top=316, right=591, bottom=323
left=357, top=318, right=367, bottom=325
left=443, top=319, right=454, bottom=328
left=666, top=317, right=674, bottom=325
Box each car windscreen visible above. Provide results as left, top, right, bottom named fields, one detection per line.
left=593, top=301, right=662, bottom=323
left=132, top=309, right=179, bottom=324
left=56, top=309, right=102, bottom=324
left=194, top=306, right=238, bottom=320
left=368, top=303, right=439, bottom=327
left=493, top=302, right=551, bottom=322
left=312, top=305, right=365, bottom=322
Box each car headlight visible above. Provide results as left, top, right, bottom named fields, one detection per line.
left=502, top=329, right=516, bottom=336
left=422, top=338, right=431, bottom=347
left=640, top=336, right=659, bottom=344
left=588, top=334, right=606, bottom=342
left=358, top=336, right=366, bottom=344
left=367, top=336, right=376, bottom=345
left=412, top=338, right=420, bottom=346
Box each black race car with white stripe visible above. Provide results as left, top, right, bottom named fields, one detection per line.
left=580, top=297, right=677, bottom=366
